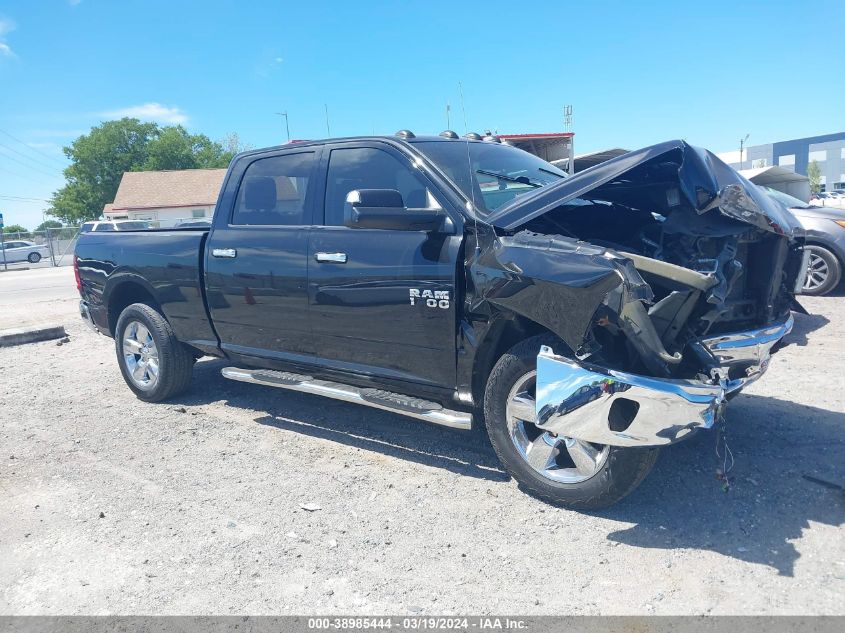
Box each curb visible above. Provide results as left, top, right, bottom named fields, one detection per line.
left=0, top=325, right=67, bottom=347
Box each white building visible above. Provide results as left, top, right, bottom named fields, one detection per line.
left=104, top=168, right=226, bottom=227
left=717, top=132, right=845, bottom=198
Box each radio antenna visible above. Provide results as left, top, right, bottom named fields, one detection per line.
left=458, top=82, right=481, bottom=255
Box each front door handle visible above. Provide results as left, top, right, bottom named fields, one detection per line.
left=212, top=248, right=237, bottom=259
left=315, top=252, right=347, bottom=264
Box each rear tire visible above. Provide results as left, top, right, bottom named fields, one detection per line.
left=802, top=245, right=841, bottom=296
left=484, top=335, right=659, bottom=510
left=114, top=303, right=194, bottom=402
left=28, top=252, right=41, bottom=263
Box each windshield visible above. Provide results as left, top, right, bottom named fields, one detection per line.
left=413, top=140, right=567, bottom=213
left=762, top=186, right=812, bottom=209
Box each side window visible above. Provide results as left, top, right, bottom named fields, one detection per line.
left=80, top=223, right=95, bottom=233
left=232, top=152, right=314, bottom=226
left=324, top=147, right=440, bottom=226
left=94, top=223, right=115, bottom=232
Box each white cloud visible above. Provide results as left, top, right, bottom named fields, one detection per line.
left=0, top=17, right=14, bottom=37
left=102, top=103, right=189, bottom=125
left=0, top=16, right=15, bottom=58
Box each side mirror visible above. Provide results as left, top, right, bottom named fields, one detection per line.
left=344, top=189, right=444, bottom=231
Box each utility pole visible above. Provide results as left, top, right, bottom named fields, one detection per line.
left=564, top=105, right=574, bottom=175
left=0, top=211, right=6, bottom=271
left=324, top=104, right=331, bottom=137
left=739, top=133, right=750, bottom=170
left=275, top=111, right=290, bottom=143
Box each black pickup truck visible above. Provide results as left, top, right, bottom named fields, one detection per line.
left=75, top=132, right=806, bottom=509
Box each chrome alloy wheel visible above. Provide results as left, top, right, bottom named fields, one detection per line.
left=506, top=370, right=610, bottom=484
left=122, top=320, right=159, bottom=390
left=803, top=248, right=829, bottom=292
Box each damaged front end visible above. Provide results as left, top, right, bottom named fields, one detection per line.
left=480, top=140, right=804, bottom=447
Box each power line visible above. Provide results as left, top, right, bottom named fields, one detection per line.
left=0, top=143, right=64, bottom=171
left=0, top=127, right=68, bottom=169
left=0, top=163, right=59, bottom=185
left=0, top=194, right=51, bottom=202
left=0, top=147, right=62, bottom=179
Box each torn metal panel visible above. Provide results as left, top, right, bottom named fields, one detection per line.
left=470, top=231, right=650, bottom=353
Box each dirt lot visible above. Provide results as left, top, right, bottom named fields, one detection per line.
left=0, top=278, right=843, bottom=615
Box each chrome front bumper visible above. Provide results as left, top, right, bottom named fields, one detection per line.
left=699, top=314, right=794, bottom=393
left=534, top=314, right=794, bottom=447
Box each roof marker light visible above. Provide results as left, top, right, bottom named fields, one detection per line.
left=395, top=129, right=416, bottom=139
left=439, top=130, right=459, bottom=139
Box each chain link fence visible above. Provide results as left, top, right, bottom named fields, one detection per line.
left=1, top=218, right=214, bottom=270
left=0, top=226, right=81, bottom=269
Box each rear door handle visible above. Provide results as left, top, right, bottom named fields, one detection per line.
left=212, top=248, right=237, bottom=259
left=315, top=252, right=347, bottom=263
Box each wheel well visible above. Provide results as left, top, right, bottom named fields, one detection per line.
left=471, top=314, right=564, bottom=406
left=108, top=281, right=159, bottom=334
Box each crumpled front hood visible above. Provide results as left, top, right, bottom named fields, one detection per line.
left=486, top=140, right=802, bottom=238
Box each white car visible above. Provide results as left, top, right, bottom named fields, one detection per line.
left=0, top=239, right=51, bottom=264
left=80, top=220, right=152, bottom=233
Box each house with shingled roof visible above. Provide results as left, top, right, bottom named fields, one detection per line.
left=103, top=168, right=227, bottom=227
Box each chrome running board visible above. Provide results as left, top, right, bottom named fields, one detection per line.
left=221, top=367, right=472, bottom=430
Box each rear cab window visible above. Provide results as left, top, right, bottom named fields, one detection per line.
left=232, top=152, right=316, bottom=226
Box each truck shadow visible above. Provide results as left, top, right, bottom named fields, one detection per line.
left=177, top=359, right=843, bottom=577
left=601, top=393, right=845, bottom=577
left=178, top=358, right=507, bottom=483
left=783, top=309, right=829, bottom=346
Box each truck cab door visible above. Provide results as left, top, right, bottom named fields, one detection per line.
left=307, top=142, right=462, bottom=389
left=205, top=148, right=319, bottom=361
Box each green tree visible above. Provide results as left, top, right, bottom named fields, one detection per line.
left=143, top=125, right=233, bottom=171
left=35, top=219, right=63, bottom=232
left=48, top=118, right=158, bottom=224
left=807, top=160, right=822, bottom=195
left=47, top=118, right=235, bottom=224
left=1, top=224, right=29, bottom=234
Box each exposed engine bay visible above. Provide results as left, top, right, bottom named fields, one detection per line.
left=482, top=140, right=806, bottom=383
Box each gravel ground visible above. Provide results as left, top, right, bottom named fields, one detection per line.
left=0, top=289, right=843, bottom=615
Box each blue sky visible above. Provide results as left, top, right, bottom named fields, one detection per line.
left=0, top=0, right=842, bottom=229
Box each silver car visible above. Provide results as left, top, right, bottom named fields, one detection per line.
left=764, top=187, right=845, bottom=295
left=0, top=239, right=51, bottom=264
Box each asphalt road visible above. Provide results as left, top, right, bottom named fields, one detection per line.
left=0, top=266, right=78, bottom=330
left=0, top=281, right=842, bottom=615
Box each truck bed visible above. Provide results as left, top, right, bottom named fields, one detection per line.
left=75, top=230, right=218, bottom=350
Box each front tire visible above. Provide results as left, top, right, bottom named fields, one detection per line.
left=484, top=335, right=659, bottom=510
left=28, top=252, right=41, bottom=263
left=114, top=303, right=194, bottom=402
